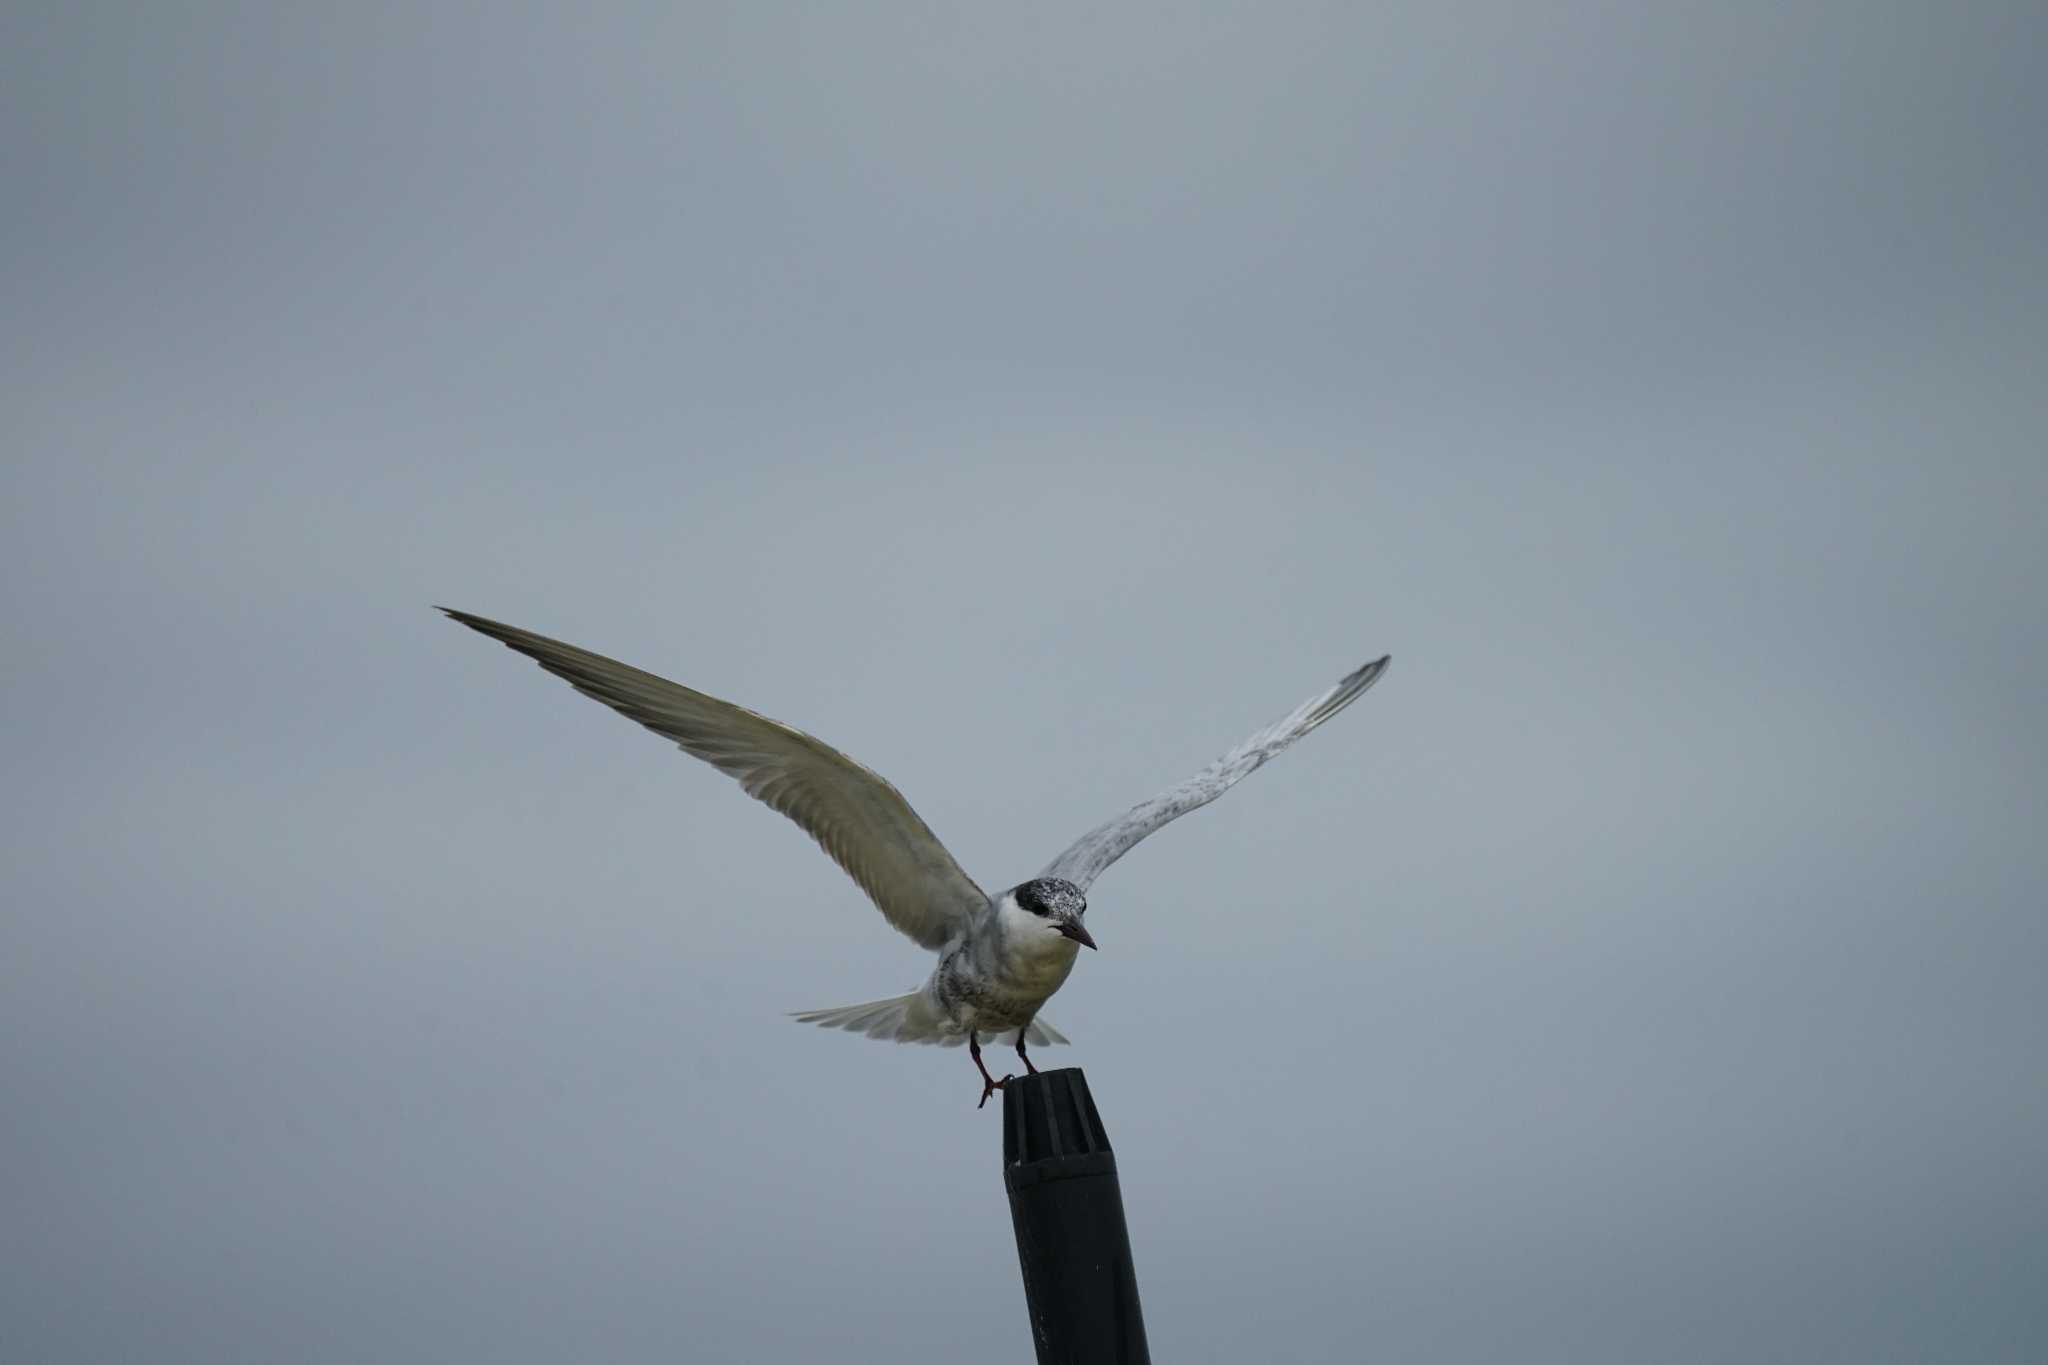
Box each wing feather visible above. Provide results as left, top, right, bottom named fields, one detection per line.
left=1039, top=655, right=1390, bottom=891
left=442, top=609, right=987, bottom=950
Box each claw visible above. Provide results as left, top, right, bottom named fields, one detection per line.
left=969, top=1030, right=1015, bottom=1111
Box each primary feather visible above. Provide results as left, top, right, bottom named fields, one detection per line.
left=441, top=609, right=988, bottom=950
left=1040, top=654, right=1391, bottom=891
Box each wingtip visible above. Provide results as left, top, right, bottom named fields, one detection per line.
left=1350, top=653, right=1392, bottom=684
left=438, top=606, right=505, bottom=637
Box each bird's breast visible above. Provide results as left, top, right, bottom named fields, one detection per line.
left=1007, top=937, right=1080, bottom=996
left=932, top=935, right=1078, bottom=1026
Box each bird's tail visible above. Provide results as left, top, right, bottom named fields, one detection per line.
left=790, top=992, right=1068, bottom=1048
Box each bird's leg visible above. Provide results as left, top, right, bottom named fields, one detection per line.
left=970, top=1031, right=1011, bottom=1109
left=1015, top=1030, right=1039, bottom=1076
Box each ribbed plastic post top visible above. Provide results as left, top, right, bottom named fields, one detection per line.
left=1000, top=1066, right=1149, bottom=1362
left=1003, top=1068, right=1117, bottom=1183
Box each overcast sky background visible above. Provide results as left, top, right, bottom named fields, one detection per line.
left=5, top=4, right=2045, bottom=1362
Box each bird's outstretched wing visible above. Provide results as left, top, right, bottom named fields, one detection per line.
left=442, top=609, right=988, bottom=950
left=1038, top=654, right=1390, bottom=892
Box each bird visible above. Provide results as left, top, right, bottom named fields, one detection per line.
left=442, top=608, right=1389, bottom=1107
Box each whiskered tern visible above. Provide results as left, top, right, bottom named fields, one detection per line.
left=443, top=609, right=1389, bottom=1106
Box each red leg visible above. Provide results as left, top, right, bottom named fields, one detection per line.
left=1015, top=1030, right=1039, bottom=1076
left=970, top=1031, right=1012, bottom=1109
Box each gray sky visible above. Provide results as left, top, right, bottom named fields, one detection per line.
left=5, top=4, right=2045, bottom=1361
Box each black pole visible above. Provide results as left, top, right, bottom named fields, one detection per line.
left=1002, top=1068, right=1151, bottom=1365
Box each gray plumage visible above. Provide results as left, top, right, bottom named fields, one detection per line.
left=442, top=608, right=1388, bottom=1088
left=1039, top=654, right=1391, bottom=891
left=440, top=608, right=984, bottom=950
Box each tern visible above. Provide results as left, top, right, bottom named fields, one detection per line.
left=443, top=609, right=1389, bottom=1106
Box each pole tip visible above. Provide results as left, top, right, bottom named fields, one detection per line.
left=1003, top=1067, right=1113, bottom=1171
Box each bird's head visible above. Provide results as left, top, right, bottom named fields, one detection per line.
left=1004, top=877, right=1095, bottom=951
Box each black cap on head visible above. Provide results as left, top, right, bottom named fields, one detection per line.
left=1015, top=878, right=1086, bottom=918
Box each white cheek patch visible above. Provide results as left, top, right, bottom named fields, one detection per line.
left=996, top=896, right=1062, bottom=938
